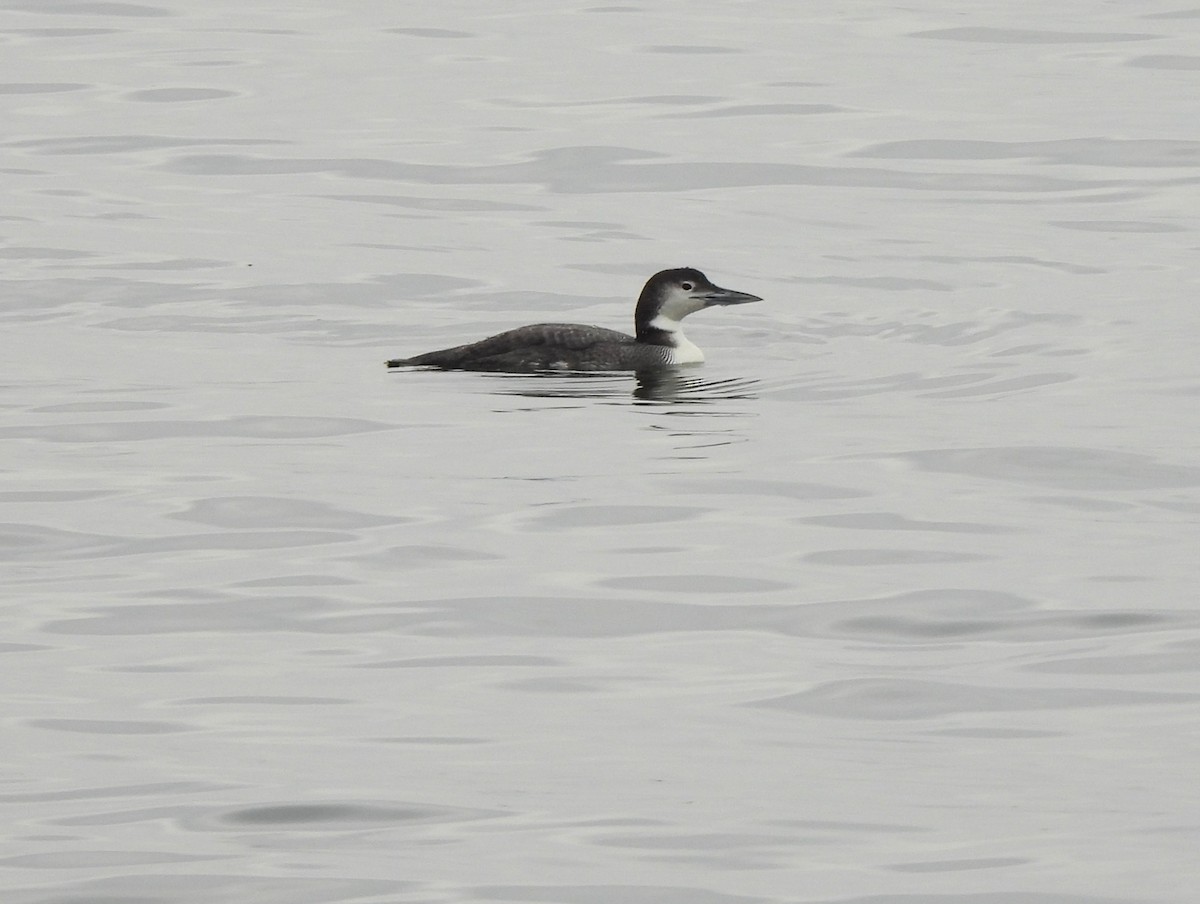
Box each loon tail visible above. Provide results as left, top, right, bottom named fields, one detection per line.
left=387, top=345, right=477, bottom=369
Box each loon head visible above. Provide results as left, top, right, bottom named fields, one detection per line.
left=634, top=268, right=761, bottom=348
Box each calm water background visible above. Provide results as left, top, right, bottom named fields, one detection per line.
left=3, top=2, right=1199, bottom=902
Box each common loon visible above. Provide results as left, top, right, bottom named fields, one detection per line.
left=386, top=268, right=761, bottom=372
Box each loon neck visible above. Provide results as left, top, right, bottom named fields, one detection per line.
left=637, top=313, right=704, bottom=363
left=636, top=324, right=674, bottom=346
left=636, top=311, right=682, bottom=344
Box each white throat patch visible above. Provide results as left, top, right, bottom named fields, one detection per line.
left=648, top=313, right=704, bottom=364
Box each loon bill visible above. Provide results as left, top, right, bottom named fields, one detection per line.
left=385, top=267, right=761, bottom=373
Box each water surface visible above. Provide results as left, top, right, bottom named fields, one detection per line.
left=3, top=2, right=1199, bottom=903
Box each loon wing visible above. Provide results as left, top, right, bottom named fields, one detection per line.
left=389, top=323, right=635, bottom=369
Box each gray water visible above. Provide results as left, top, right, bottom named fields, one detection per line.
left=3, top=2, right=1199, bottom=903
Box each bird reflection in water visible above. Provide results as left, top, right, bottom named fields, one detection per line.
left=475, top=369, right=760, bottom=403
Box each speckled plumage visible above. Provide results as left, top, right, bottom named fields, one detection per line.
left=390, top=324, right=673, bottom=371
left=387, top=268, right=760, bottom=373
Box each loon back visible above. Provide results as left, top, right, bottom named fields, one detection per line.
left=387, top=268, right=760, bottom=373
left=388, top=323, right=656, bottom=372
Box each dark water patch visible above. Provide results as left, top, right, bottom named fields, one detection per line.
left=386, top=27, right=474, bottom=38
left=538, top=219, right=623, bottom=228
left=53, top=804, right=216, bottom=826
left=754, top=678, right=1200, bottom=720
left=233, top=270, right=481, bottom=307
left=797, top=512, right=1017, bottom=534
left=1024, top=641, right=1200, bottom=675
left=0, top=874, right=408, bottom=904
left=824, top=896, right=1133, bottom=904
left=668, top=477, right=870, bottom=500
left=491, top=94, right=724, bottom=110
left=988, top=343, right=1072, bottom=357
left=1052, top=219, right=1184, bottom=233
left=371, top=596, right=743, bottom=638
left=898, top=253, right=1106, bottom=275
left=0, top=522, right=120, bottom=561
left=169, top=496, right=404, bottom=530
left=885, top=856, right=1031, bottom=872
left=1025, top=494, right=1136, bottom=512
left=0, top=82, right=90, bottom=94
left=597, top=574, right=791, bottom=593
left=581, top=828, right=800, bottom=868
left=589, top=830, right=791, bottom=850
left=354, top=654, right=558, bottom=669
left=0, top=642, right=48, bottom=653
left=31, top=400, right=169, bottom=413
left=787, top=274, right=953, bottom=291
left=897, top=446, right=1200, bottom=490
left=851, top=137, right=1200, bottom=168
left=475, top=885, right=761, bottom=904
left=802, top=548, right=993, bottom=566
left=322, top=192, right=541, bottom=212
left=372, top=735, right=487, bottom=745
left=172, top=696, right=349, bottom=705
left=120, top=529, right=358, bottom=557
left=930, top=727, right=1061, bottom=738
left=1128, top=54, right=1200, bottom=70
left=0, top=781, right=231, bottom=804
left=770, top=817, right=923, bottom=833
left=2, top=26, right=119, bottom=37
left=0, top=245, right=95, bottom=260
left=4, top=134, right=286, bottom=155
left=502, top=677, right=608, bottom=693
left=643, top=44, right=743, bottom=54
left=45, top=593, right=335, bottom=635
left=98, top=312, right=352, bottom=335
left=921, top=372, right=1075, bottom=398
left=234, top=574, right=355, bottom=588
left=289, top=590, right=1190, bottom=644
left=0, top=415, right=395, bottom=442
left=795, top=309, right=1072, bottom=348
left=909, top=27, right=1158, bottom=43
left=215, top=799, right=499, bottom=830
left=1142, top=8, right=1200, bottom=17
left=27, top=718, right=192, bottom=734
left=159, top=145, right=1115, bottom=194
left=124, top=88, right=236, bottom=102
left=353, top=544, right=502, bottom=568
left=0, top=849, right=222, bottom=868
left=789, top=589, right=1174, bottom=645
left=86, top=257, right=229, bottom=271
left=815, top=590, right=1182, bottom=644
left=523, top=504, right=707, bottom=530
left=662, top=102, right=847, bottom=118
left=764, top=369, right=1072, bottom=402
left=16, top=2, right=175, bottom=15
left=1, top=0, right=174, bottom=14
left=1149, top=497, right=1200, bottom=514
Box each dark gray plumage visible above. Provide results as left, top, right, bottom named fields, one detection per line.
left=386, top=268, right=760, bottom=373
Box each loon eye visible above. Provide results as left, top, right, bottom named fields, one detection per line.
left=681, top=281, right=694, bottom=291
